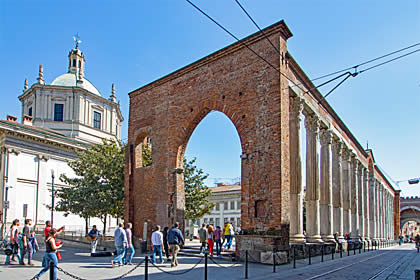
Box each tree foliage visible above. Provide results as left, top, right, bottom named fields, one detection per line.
left=184, top=157, right=215, bottom=220
left=142, top=142, right=152, bottom=167
left=56, top=138, right=125, bottom=233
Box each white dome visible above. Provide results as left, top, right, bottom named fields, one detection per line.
left=50, top=73, right=102, bottom=96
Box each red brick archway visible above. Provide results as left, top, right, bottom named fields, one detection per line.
left=125, top=21, right=293, bottom=255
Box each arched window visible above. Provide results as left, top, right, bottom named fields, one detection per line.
left=72, top=59, right=76, bottom=67
left=78, top=60, right=81, bottom=68
left=135, top=135, right=152, bottom=168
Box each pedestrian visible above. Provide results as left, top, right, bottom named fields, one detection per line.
left=207, top=224, right=214, bottom=256
left=167, top=222, right=184, bottom=268
left=44, top=221, right=52, bottom=237
left=151, top=225, right=164, bottom=264
left=162, top=226, right=171, bottom=262
left=20, top=218, right=34, bottom=265
left=112, top=222, right=127, bottom=267
left=223, top=221, right=234, bottom=250
left=32, top=228, right=63, bottom=280
left=44, top=221, right=64, bottom=260
left=123, top=223, right=135, bottom=265
left=5, top=219, right=21, bottom=265
left=198, top=223, right=207, bottom=254
left=87, top=225, right=101, bottom=254
left=214, top=226, right=222, bottom=257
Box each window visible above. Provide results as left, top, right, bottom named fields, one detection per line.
left=224, top=201, right=228, bottom=210
left=237, top=218, right=241, bottom=227
left=209, top=218, right=214, bottom=224
left=215, top=218, right=220, bottom=227
left=28, top=107, right=32, bottom=117
left=204, top=218, right=208, bottom=224
left=215, top=203, right=220, bottom=211
left=230, top=217, right=235, bottom=227
left=93, top=111, right=101, bottom=129
left=224, top=217, right=228, bottom=224
left=237, top=200, right=241, bottom=210
left=54, top=104, right=64, bottom=121
left=73, top=59, right=76, bottom=67
left=230, top=201, right=235, bottom=210
left=78, top=60, right=81, bottom=68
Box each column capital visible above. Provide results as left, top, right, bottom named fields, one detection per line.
left=304, top=114, right=320, bottom=134
left=341, top=146, right=351, bottom=161
left=289, top=96, right=304, bottom=117
left=319, top=128, right=333, bottom=146
left=331, top=137, right=343, bottom=156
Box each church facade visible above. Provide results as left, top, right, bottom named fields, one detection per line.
left=0, top=42, right=123, bottom=237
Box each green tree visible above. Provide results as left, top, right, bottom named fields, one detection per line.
left=56, top=138, right=125, bottom=234
left=142, top=142, right=152, bottom=167
left=184, top=157, right=215, bottom=221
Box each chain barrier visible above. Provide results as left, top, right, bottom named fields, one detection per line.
left=33, top=260, right=146, bottom=280
left=149, top=257, right=203, bottom=275
left=208, top=256, right=242, bottom=268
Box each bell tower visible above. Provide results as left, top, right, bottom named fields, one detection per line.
left=68, top=35, right=85, bottom=77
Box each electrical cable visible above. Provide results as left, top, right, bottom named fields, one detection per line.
left=184, top=0, right=308, bottom=94
left=233, top=0, right=279, bottom=53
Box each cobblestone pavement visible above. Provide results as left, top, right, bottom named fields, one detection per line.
left=0, top=243, right=418, bottom=279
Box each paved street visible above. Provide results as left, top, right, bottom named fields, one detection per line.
left=0, top=243, right=419, bottom=280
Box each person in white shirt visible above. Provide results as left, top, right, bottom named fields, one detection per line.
left=151, top=225, right=165, bottom=264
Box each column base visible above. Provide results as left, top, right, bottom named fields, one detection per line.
left=307, top=235, right=324, bottom=243
left=289, top=234, right=306, bottom=243
left=321, top=235, right=335, bottom=243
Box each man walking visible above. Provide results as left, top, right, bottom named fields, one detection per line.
left=167, top=222, right=184, bottom=267
left=87, top=225, right=101, bottom=254
left=112, top=223, right=127, bottom=267
left=223, top=221, right=234, bottom=250
left=198, top=224, right=207, bottom=254
left=123, top=223, right=135, bottom=265
left=151, top=225, right=164, bottom=264
left=21, top=218, right=34, bottom=265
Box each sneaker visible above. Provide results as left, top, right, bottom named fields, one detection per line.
left=160, top=261, right=165, bottom=264
left=28, top=262, right=35, bottom=266
left=111, top=261, right=116, bottom=268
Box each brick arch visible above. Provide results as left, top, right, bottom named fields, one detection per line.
left=176, top=107, right=245, bottom=169
left=126, top=20, right=293, bottom=256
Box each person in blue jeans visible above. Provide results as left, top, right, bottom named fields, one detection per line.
left=151, top=225, right=164, bottom=264
left=112, top=223, right=127, bottom=267
left=123, top=223, right=135, bottom=265
left=33, top=228, right=62, bottom=280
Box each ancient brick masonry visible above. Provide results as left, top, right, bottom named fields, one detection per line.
left=126, top=20, right=400, bottom=261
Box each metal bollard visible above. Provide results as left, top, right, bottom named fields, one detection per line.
left=359, top=244, right=361, bottom=254
left=363, top=241, right=366, bottom=253
left=415, top=269, right=420, bottom=280
left=145, top=256, right=149, bottom=280
left=332, top=246, right=335, bottom=260
left=49, top=261, right=55, bottom=280
left=340, top=243, right=343, bottom=258
left=204, top=252, right=208, bottom=280
left=321, top=244, right=324, bottom=262
left=245, top=250, right=248, bottom=279
left=308, top=245, right=312, bottom=265
left=347, top=245, right=350, bottom=256
left=273, top=250, right=276, bottom=273
left=353, top=245, right=356, bottom=255
left=293, top=246, right=296, bottom=269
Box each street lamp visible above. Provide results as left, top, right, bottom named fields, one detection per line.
left=51, top=169, right=55, bottom=227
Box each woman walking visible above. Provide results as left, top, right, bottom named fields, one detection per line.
left=5, top=219, right=21, bottom=265
left=207, top=225, right=214, bottom=256
left=33, top=228, right=62, bottom=280
left=162, top=227, right=170, bottom=262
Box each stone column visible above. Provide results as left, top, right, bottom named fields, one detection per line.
left=369, top=174, right=376, bottom=240
left=341, top=147, right=351, bottom=237
left=387, top=193, right=390, bottom=239
left=375, top=180, right=381, bottom=240
left=332, top=138, right=344, bottom=240
left=289, top=96, right=305, bottom=243
left=380, top=184, right=384, bottom=240
left=320, top=128, right=334, bottom=242
left=363, top=168, right=370, bottom=240
left=357, top=162, right=364, bottom=239
left=350, top=154, right=359, bottom=239
left=305, top=114, right=323, bottom=243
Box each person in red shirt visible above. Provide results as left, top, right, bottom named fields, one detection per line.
left=44, top=221, right=52, bottom=237
left=44, top=221, right=64, bottom=260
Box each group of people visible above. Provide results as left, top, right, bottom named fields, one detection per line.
left=151, top=222, right=185, bottom=268
left=4, top=218, right=40, bottom=266
left=198, top=221, right=234, bottom=257
left=111, top=222, right=135, bottom=267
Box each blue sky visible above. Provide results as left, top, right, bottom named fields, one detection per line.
left=1, top=0, right=419, bottom=196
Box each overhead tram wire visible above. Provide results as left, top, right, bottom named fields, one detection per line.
left=318, top=47, right=420, bottom=100
left=233, top=0, right=279, bottom=53
left=184, top=0, right=307, bottom=94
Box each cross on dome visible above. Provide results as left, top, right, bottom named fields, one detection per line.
left=73, top=33, right=82, bottom=49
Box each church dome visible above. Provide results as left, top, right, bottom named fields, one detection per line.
left=50, top=73, right=102, bottom=96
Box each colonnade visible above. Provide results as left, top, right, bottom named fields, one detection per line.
left=289, top=96, right=395, bottom=243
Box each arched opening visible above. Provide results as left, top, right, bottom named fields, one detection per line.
left=134, top=134, right=152, bottom=168
left=180, top=110, right=242, bottom=244
left=401, top=218, right=420, bottom=242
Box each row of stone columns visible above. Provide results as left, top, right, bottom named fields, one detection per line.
left=289, top=96, right=395, bottom=243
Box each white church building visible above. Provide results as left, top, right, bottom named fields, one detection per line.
left=0, top=41, right=123, bottom=237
